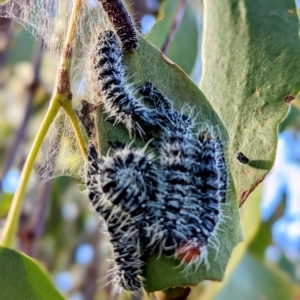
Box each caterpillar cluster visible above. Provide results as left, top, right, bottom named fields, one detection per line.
left=138, top=83, right=227, bottom=268
left=84, top=30, right=228, bottom=292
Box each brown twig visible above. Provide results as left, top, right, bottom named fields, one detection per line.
left=155, top=287, right=191, bottom=300
left=0, top=17, right=13, bottom=71
left=161, top=0, right=188, bottom=54
left=18, top=180, right=53, bottom=256
left=82, top=227, right=101, bottom=300
left=99, top=0, right=139, bottom=50
left=0, top=39, right=43, bottom=191
left=105, top=260, right=118, bottom=300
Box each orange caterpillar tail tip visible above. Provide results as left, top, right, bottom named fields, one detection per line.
left=176, top=241, right=202, bottom=264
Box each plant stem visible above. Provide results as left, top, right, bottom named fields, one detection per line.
left=56, top=0, right=86, bottom=158
left=0, top=98, right=60, bottom=248
left=0, top=0, right=86, bottom=248
left=65, top=0, right=83, bottom=49
left=161, top=0, right=188, bottom=54
left=60, top=99, right=86, bottom=159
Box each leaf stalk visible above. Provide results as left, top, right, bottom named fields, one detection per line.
left=0, top=0, right=86, bottom=248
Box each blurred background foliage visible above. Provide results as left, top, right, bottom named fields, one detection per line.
left=1, top=0, right=300, bottom=299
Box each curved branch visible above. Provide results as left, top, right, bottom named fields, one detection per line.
left=161, top=0, right=188, bottom=54
left=0, top=0, right=86, bottom=248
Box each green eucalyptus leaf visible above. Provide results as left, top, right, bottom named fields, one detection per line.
left=214, top=252, right=298, bottom=300
left=6, top=28, right=36, bottom=64
left=279, top=104, right=300, bottom=132
left=200, top=0, right=300, bottom=206
left=147, top=0, right=198, bottom=75
left=197, top=184, right=264, bottom=300
left=0, top=247, right=65, bottom=300
left=96, top=34, right=243, bottom=292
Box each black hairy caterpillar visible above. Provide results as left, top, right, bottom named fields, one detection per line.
left=85, top=29, right=229, bottom=290
left=87, top=144, right=152, bottom=291
left=99, top=0, right=139, bottom=51
left=90, top=141, right=159, bottom=223
left=138, top=83, right=227, bottom=268
left=94, top=30, right=161, bottom=137
left=175, top=133, right=228, bottom=269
